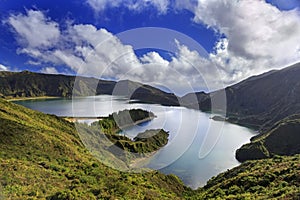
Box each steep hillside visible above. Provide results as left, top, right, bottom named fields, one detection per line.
left=0, top=71, right=179, bottom=106
left=0, top=98, right=187, bottom=199
left=0, top=70, right=113, bottom=98
left=189, top=155, right=300, bottom=199
left=182, top=62, right=300, bottom=130
left=236, top=114, right=300, bottom=162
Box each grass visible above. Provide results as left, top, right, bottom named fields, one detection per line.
left=187, top=155, right=300, bottom=199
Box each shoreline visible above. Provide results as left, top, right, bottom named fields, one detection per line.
left=61, top=116, right=155, bottom=124
left=7, top=96, right=61, bottom=102
left=129, top=151, right=157, bottom=169
left=118, top=116, right=156, bottom=129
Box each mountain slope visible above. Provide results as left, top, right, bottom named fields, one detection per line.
left=0, top=98, right=187, bottom=199
left=0, top=71, right=179, bottom=106
left=112, top=79, right=179, bottom=106
left=0, top=70, right=109, bottom=97
left=236, top=114, right=300, bottom=162
left=182, top=62, right=300, bottom=130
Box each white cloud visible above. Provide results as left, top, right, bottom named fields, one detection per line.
left=68, top=24, right=217, bottom=94
left=140, top=51, right=169, bottom=65
left=69, top=24, right=141, bottom=76
left=80, top=0, right=300, bottom=89
left=190, top=0, right=300, bottom=83
left=129, top=0, right=169, bottom=13
left=7, top=3, right=300, bottom=95
left=86, top=0, right=170, bottom=14
left=209, top=38, right=254, bottom=85
left=4, top=9, right=234, bottom=95
left=0, top=64, right=9, bottom=71
left=27, top=60, right=42, bottom=66
left=86, top=0, right=122, bottom=12
left=7, top=9, right=60, bottom=49
left=40, top=67, right=58, bottom=74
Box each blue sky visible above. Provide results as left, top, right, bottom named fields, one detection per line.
left=0, top=0, right=300, bottom=95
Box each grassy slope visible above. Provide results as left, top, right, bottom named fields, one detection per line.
left=188, top=155, right=300, bottom=200
left=0, top=99, right=187, bottom=199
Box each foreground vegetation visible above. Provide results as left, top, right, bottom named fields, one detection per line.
left=0, top=98, right=299, bottom=199
left=190, top=154, right=300, bottom=199
left=0, top=99, right=187, bottom=199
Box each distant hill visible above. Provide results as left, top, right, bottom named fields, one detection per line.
left=112, top=79, right=179, bottom=106
left=0, top=70, right=179, bottom=106
left=0, top=70, right=109, bottom=97
left=182, top=62, right=300, bottom=130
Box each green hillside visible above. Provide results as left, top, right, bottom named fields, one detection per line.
left=0, top=98, right=187, bottom=199
left=0, top=70, right=107, bottom=98
left=189, top=155, right=300, bottom=200
left=182, top=62, right=300, bottom=131
left=236, top=114, right=300, bottom=162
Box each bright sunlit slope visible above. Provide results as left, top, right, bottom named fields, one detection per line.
left=191, top=155, right=300, bottom=200
left=0, top=98, right=187, bottom=199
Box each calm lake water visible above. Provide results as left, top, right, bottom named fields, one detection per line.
left=14, top=95, right=256, bottom=189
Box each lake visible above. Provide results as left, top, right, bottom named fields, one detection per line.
left=14, top=95, right=256, bottom=189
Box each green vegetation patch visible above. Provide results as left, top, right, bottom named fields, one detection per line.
left=187, top=154, right=300, bottom=199
left=236, top=115, right=300, bottom=162
left=99, top=109, right=155, bottom=134
left=79, top=109, right=168, bottom=167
